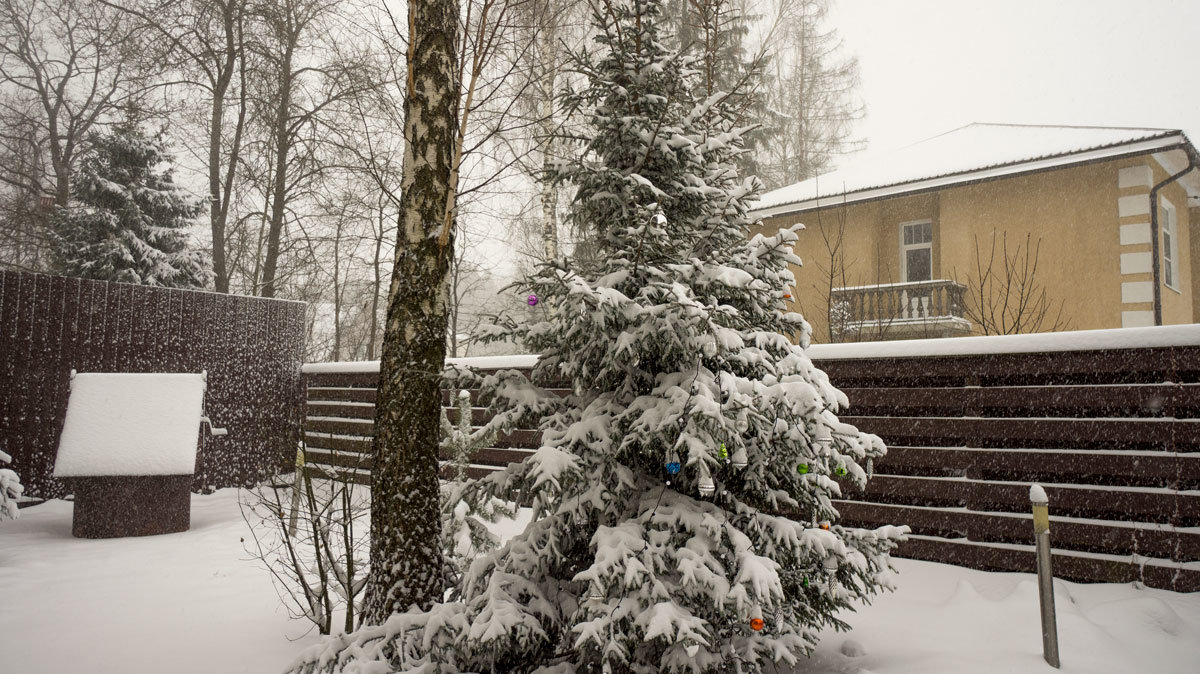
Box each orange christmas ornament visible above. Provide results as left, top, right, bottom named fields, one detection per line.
left=749, top=617, right=764, bottom=631
left=819, top=522, right=830, bottom=530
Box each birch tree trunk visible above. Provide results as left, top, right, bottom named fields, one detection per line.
left=362, top=0, right=459, bottom=623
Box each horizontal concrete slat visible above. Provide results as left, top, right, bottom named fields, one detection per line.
left=844, top=415, right=1200, bottom=450
left=816, top=346, right=1200, bottom=386
left=841, top=383, right=1200, bottom=418
left=304, top=445, right=535, bottom=471
left=835, top=500, right=1200, bottom=561
left=893, top=536, right=1200, bottom=592
left=856, top=475, right=1200, bottom=525
left=874, top=446, right=1200, bottom=486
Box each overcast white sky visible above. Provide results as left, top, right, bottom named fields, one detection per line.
left=827, top=0, right=1200, bottom=161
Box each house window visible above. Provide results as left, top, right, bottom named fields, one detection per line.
left=1162, top=198, right=1178, bottom=291
left=901, top=220, right=933, bottom=283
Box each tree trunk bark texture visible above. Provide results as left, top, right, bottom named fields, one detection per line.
left=362, top=0, right=459, bottom=625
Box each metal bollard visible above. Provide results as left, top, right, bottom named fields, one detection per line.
left=1030, top=484, right=1060, bottom=668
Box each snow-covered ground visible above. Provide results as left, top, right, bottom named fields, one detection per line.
left=0, top=491, right=321, bottom=674
left=2, top=490, right=1198, bottom=674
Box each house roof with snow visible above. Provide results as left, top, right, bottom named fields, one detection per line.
left=751, top=123, right=1200, bottom=220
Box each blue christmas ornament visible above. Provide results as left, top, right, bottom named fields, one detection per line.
left=665, top=450, right=681, bottom=475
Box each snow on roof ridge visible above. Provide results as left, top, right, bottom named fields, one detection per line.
left=753, top=123, right=1188, bottom=214
left=970, top=121, right=1175, bottom=132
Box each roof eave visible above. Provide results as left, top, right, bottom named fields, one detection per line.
left=752, top=132, right=1191, bottom=221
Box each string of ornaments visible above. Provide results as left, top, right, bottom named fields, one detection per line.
left=549, top=320, right=856, bottom=663
left=654, top=418, right=844, bottom=637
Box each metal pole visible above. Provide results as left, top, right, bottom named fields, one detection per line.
left=1031, top=484, right=1060, bottom=668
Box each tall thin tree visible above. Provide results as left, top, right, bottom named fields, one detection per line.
left=101, top=0, right=253, bottom=293
left=362, top=0, right=461, bottom=623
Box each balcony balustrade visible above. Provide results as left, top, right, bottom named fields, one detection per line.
left=830, top=279, right=972, bottom=342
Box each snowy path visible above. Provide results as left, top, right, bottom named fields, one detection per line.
left=1, top=490, right=1198, bottom=674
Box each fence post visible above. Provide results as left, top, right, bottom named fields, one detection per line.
left=1031, top=484, right=1060, bottom=668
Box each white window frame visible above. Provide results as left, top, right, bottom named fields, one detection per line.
left=1161, top=197, right=1179, bottom=292
left=899, top=219, right=934, bottom=283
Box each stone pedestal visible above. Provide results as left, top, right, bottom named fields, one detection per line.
left=67, top=475, right=192, bottom=538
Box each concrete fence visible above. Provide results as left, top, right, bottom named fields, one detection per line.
left=301, top=326, right=1200, bottom=591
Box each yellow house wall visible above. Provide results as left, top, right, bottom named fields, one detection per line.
left=761, top=153, right=1196, bottom=343
left=1192, top=206, right=1200, bottom=319
left=1147, top=163, right=1193, bottom=325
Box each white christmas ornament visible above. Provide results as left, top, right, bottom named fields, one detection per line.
left=730, top=445, right=748, bottom=469
left=815, top=422, right=833, bottom=447
left=697, top=461, right=715, bottom=498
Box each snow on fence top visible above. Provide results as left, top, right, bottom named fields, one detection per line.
left=302, top=325, right=1200, bottom=374
left=53, top=373, right=207, bottom=478
left=302, top=354, right=540, bottom=374
left=806, top=324, right=1200, bottom=360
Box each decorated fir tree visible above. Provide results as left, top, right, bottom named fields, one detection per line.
left=52, top=123, right=210, bottom=288
left=290, top=1, right=903, bottom=671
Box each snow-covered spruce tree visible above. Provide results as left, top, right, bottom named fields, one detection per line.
left=51, top=123, right=210, bottom=288
left=0, top=449, right=24, bottom=522
left=287, top=1, right=903, bottom=672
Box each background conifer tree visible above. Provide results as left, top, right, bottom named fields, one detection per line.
left=51, top=122, right=210, bottom=288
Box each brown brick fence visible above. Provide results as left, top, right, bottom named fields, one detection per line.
left=0, top=270, right=307, bottom=498
left=301, top=329, right=1200, bottom=591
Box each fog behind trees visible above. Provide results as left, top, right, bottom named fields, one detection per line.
left=0, top=0, right=862, bottom=360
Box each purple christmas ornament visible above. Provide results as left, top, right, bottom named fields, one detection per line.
left=527, top=293, right=539, bottom=306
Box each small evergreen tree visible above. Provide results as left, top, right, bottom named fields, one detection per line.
left=51, top=124, right=210, bottom=288
left=289, top=1, right=903, bottom=671
left=0, top=449, right=24, bottom=522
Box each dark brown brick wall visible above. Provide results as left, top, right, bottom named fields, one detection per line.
left=0, top=270, right=306, bottom=498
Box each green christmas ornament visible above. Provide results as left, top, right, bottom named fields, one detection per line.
left=718, top=443, right=728, bottom=460
left=834, top=465, right=847, bottom=477
left=796, top=462, right=809, bottom=475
